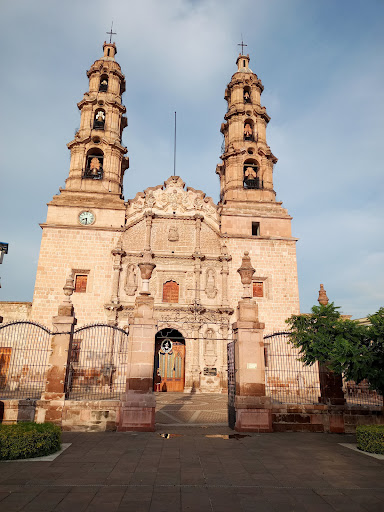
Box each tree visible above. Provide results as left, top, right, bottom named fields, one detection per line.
left=286, top=304, right=384, bottom=397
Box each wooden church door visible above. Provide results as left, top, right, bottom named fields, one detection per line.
left=154, top=339, right=185, bottom=392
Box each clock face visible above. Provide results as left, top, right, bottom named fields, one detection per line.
left=79, top=211, right=95, bottom=225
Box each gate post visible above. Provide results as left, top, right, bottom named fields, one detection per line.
left=117, top=250, right=156, bottom=431
left=233, top=252, right=272, bottom=432
left=35, top=274, right=76, bottom=425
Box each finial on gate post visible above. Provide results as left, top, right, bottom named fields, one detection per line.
left=58, top=272, right=75, bottom=316
left=138, top=250, right=156, bottom=295
left=318, top=284, right=329, bottom=306
left=237, top=251, right=255, bottom=300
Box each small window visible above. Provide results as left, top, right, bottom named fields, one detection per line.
left=253, top=281, right=263, bottom=297
left=252, top=222, right=260, bottom=236
left=243, top=60, right=246, bottom=67
left=107, top=49, right=110, bottom=57
left=75, top=275, right=88, bottom=293
left=162, top=281, right=179, bottom=303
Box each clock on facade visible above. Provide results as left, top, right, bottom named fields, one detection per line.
left=78, top=211, right=95, bottom=225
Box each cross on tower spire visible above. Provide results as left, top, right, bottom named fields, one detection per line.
left=238, top=37, right=247, bottom=55
left=106, top=22, right=116, bottom=44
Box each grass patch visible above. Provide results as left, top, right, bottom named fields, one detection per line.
left=0, top=422, right=61, bottom=460
left=356, top=425, right=384, bottom=455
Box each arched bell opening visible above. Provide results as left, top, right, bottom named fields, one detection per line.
left=153, top=328, right=185, bottom=392
left=243, top=86, right=251, bottom=103
left=243, top=119, right=254, bottom=141
left=83, top=148, right=104, bottom=180
left=243, top=158, right=262, bottom=190
left=93, top=109, right=105, bottom=130
left=99, top=75, right=108, bottom=92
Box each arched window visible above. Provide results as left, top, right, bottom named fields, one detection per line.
left=244, top=86, right=251, bottom=103
left=243, top=158, right=262, bottom=190
left=99, top=75, right=108, bottom=92
left=244, top=119, right=254, bottom=141
left=93, top=109, right=105, bottom=130
left=162, top=281, right=179, bottom=303
left=83, top=148, right=104, bottom=180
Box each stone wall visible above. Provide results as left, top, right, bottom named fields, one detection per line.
left=0, top=302, right=32, bottom=323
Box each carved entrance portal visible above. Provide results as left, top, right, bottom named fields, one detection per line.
left=154, top=329, right=185, bottom=392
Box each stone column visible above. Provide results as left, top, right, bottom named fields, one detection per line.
left=144, top=212, right=154, bottom=252
left=219, top=243, right=231, bottom=307
left=35, top=274, right=77, bottom=425
left=105, top=238, right=125, bottom=326
left=233, top=252, right=272, bottom=432
left=117, top=250, right=157, bottom=431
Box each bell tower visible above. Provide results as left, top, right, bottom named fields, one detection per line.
left=217, top=52, right=293, bottom=239
left=50, top=41, right=128, bottom=214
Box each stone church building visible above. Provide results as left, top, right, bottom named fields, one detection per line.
left=27, top=41, right=300, bottom=397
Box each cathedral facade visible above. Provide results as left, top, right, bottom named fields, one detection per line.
left=30, top=42, right=300, bottom=394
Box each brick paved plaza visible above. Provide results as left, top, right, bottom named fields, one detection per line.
left=0, top=429, right=383, bottom=511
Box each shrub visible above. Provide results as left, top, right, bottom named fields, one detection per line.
left=356, top=425, right=384, bottom=455
left=0, top=422, right=61, bottom=460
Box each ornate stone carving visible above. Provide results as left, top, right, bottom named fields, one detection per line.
left=204, top=328, right=217, bottom=367
left=127, top=176, right=218, bottom=220
left=205, top=268, right=217, bottom=299
left=168, top=226, right=179, bottom=241
left=125, top=264, right=138, bottom=296
left=318, top=284, right=329, bottom=306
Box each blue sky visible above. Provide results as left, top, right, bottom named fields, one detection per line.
left=1, top=0, right=383, bottom=318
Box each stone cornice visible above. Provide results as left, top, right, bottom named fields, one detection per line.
left=39, top=223, right=124, bottom=232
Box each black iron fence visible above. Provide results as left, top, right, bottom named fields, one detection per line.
left=66, top=324, right=130, bottom=400
left=264, top=332, right=383, bottom=408
left=0, top=321, right=52, bottom=399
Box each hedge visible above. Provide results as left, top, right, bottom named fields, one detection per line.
left=0, top=422, right=61, bottom=460
left=356, top=425, right=384, bottom=455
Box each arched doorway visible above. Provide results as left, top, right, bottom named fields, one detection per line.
left=153, top=329, right=185, bottom=392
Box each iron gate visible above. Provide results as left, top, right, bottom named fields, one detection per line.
left=0, top=321, right=52, bottom=399
left=227, top=340, right=235, bottom=428
left=66, top=323, right=130, bottom=400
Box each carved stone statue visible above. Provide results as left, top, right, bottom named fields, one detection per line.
left=205, top=268, right=217, bottom=299
left=125, top=264, right=138, bottom=296
left=168, top=226, right=179, bottom=242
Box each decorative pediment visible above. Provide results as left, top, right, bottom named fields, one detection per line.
left=126, top=176, right=218, bottom=221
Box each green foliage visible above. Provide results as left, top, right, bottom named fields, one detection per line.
left=0, top=422, right=61, bottom=460
left=356, top=425, right=384, bottom=454
left=286, top=304, right=384, bottom=396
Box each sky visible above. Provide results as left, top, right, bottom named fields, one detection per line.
left=0, top=0, right=383, bottom=319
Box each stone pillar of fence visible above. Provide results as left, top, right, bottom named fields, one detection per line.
left=233, top=252, right=272, bottom=432
left=35, top=274, right=76, bottom=425
left=117, top=250, right=157, bottom=431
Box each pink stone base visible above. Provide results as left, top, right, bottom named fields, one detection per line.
left=235, top=408, right=272, bottom=432
left=117, top=406, right=155, bottom=432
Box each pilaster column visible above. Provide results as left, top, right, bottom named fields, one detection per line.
left=144, top=212, right=154, bottom=252
left=105, top=239, right=126, bottom=325
left=35, top=274, right=77, bottom=425
left=219, top=243, right=231, bottom=307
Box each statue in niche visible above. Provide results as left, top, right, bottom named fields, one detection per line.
left=125, top=264, right=138, bottom=296
left=168, top=225, right=179, bottom=242
left=205, top=268, right=217, bottom=299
